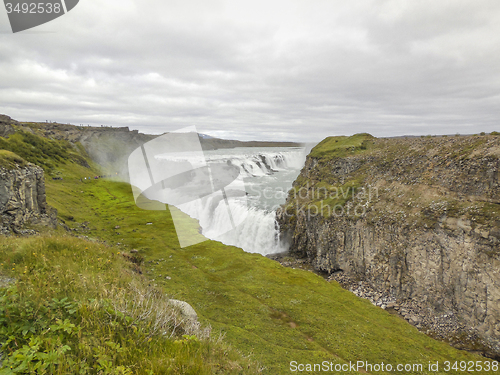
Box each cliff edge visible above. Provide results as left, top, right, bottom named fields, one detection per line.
left=277, top=133, right=500, bottom=358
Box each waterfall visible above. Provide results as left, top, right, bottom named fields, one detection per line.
left=157, top=147, right=305, bottom=255
left=204, top=149, right=305, bottom=177
left=177, top=195, right=288, bottom=255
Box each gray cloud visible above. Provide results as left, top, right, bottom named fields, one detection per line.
left=1, top=0, right=500, bottom=142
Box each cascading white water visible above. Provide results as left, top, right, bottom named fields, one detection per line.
left=158, top=147, right=306, bottom=255
left=177, top=197, right=285, bottom=254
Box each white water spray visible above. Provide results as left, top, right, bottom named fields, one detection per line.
left=164, top=148, right=305, bottom=255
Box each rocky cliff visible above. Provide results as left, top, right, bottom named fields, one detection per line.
left=0, top=153, right=57, bottom=234
left=0, top=115, right=17, bottom=138
left=277, top=134, right=500, bottom=358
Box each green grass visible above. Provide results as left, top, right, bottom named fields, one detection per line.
left=39, top=175, right=491, bottom=374
left=0, top=131, right=91, bottom=175
left=0, top=236, right=261, bottom=374
left=0, top=150, right=28, bottom=170
left=1, top=128, right=497, bottom=374
left=309, top=133, right=375, bottom=159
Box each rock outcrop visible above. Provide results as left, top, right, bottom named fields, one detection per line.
left=0, top=115, right=16, bottom=138
left=277, top=134, right=500, bottom=358
left=169, top=299, right=199, bottom=326
left=0, top=162, right=57, bottom=234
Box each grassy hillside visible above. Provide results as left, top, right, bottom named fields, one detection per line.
left=44, top=172, right=492, bottom=373
left=309, top=133, right=375, bottom=159
left=0, top=150, right=28, bottom=170
left=288, top=133, right=500, bottom=224
left=0, top=130, right=92, bottom=176
left=1, top=130, right=497, bottom=373
left=0, top=236, right=261, bottom=374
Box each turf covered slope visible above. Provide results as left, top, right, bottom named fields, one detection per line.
left=0, top=128, right=93, bottom=176
left=0, top=235, right=263, bottom=374
left=42, top=175, right=493, bottom=374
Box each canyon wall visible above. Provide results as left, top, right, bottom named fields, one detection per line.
left=277, top=134, right=500, bottom=358
left=8, top=117, right=301, bottom=176
left=0, top=161, right=57, bottom=234
left=0, top=115, right=16, bottom=138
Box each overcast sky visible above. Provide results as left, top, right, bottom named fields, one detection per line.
left=1, top=0, right=500, bottom=142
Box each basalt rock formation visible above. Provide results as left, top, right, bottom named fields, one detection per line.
left=277, top=134, right=500, bottom=358
left=0, top=115, right=17, bottom=138
left=0, top=158, right=57, bottom=234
